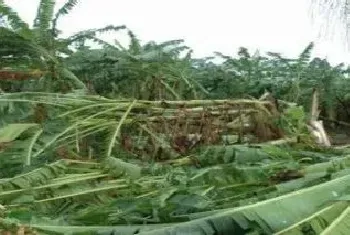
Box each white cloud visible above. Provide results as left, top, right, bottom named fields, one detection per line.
left=4, top=0, right=350, bottom=64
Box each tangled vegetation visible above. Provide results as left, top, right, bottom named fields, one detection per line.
left=0, top=0, right=350, bottom=234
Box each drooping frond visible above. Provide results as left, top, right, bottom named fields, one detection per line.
left=297, top=42, right=314, bottom=66
left=0, top=1, right=31, bottom=37
left=65, top=25, right=127, bottom=45
left=52, top=0, right=79, bottom=34
left=237, top=47, right=251, bottom=59
left=0, top=27, right=56, bottom=68
left=127, top=30, right=142, bottom=55
left=158, top=39, right=185, bottom=48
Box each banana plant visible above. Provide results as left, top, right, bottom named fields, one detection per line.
left=65, top=30, right=208, bottom=100
left=0, top=0, right=126, bottom=92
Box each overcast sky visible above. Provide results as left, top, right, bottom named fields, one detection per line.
left=4, top=0, right=350, bottom=65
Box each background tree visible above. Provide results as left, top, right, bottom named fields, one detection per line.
left=66, top=31, right=207, bottom=100
left=0, top=0, right=126, bottom=92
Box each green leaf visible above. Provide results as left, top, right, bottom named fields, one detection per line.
left=276, top=201, right=348, bottom=235
left=0, top=123, right=40, bottom=142
left=321, top=206, right=350, bottom=234
left=139, top=173, right=350, bottom=234
left=103, top=157, right=141, bottom=179
left=52, top=0, right=79, bottom=32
